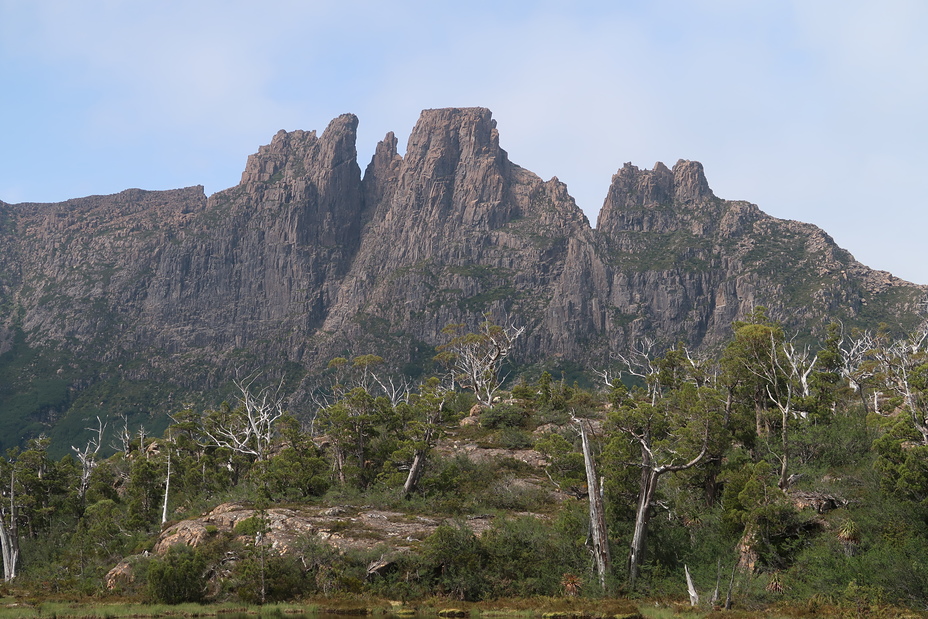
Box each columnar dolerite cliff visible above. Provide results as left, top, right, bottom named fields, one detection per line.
left=0, top=107, right=923, bottom=452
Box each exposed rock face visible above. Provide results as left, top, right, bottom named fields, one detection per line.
left=154, top=502, right=492, bottom=555
left=0, top=107, right=924, bottom=450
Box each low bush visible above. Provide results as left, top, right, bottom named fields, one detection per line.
left=146, top=545, right=207, bottom=604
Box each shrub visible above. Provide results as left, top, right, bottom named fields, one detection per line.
left=480, top=403, right=526, bottom=429
left=497, top=428, right=533, bottom=449
left=422, top=522, right=488, bottom=601
left=233, top=553, right=309, bottom=603
left=146, top=545, right=207, bottom=604
left=233, top=514, right=266, bottom=536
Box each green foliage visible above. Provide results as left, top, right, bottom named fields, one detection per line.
left=422, top=522, right=488, bottom=601
left=873, top=415, right=928, bottom=504
left=482, top=516, right=587, bottom=597
left=479, top=403, right=526, bottom=429
left=264, top=415, right=330, bottom=500
left=146, top=545, right=207, bottom=604
left=233, top=515, right=266, bottom=536
left=232, top=553, right=309, bottom=603
left=8, top=316, right=928, bottom=609
left=535, top=432, right=585, bottom=490
left=496, top=427, right=533, bottom=450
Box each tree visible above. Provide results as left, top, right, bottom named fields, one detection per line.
left=436, top=318, right=525, bottom=406
left=721, top=310, right=819, bottom=489
left=401, top=378, right=456, bottom=496
left=721, top=308, right=784, bottom=439
left=575, top=416, right=610, bottom=591
left=607, top=345, right=721, bottom=589
left=196, top=376, right=286, bottom=463
left=71, top=416, right=106, bottom=506
left=872, top=319, right=928, bottom=444
left=264, top=416, right=330, bottom=500
left=315, top=387, right=391, bottom=486
left=0, top=459, right=19, bottom=581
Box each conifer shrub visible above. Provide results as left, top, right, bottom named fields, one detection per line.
left=146, top=545, right=207, bottom=604
left=233, top=553, right=309, bottom=603
left=480, top=403, right=526, bottom=429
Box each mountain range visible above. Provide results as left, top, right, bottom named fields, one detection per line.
left=0, top=107, right=923, bottom=453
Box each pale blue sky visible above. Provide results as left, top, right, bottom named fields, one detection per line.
left=2, top=1, right=926, bottom=284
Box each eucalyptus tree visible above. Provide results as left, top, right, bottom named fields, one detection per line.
left=872, top=319, right=928, bottom=444
left=197, top=376, right=286, bottom=464
left=436, top=318, right=525, bottom=406
left=400, top=378, right=457, bottom=496
left=607, top=345, right=723, bottom=589
left=315, top=386, right=392, bottom=486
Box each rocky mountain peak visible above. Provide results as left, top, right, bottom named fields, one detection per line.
left=383, top=107, right=513, bottom=229
left=596, top=157, right=718, bottom=236
left=0, top=106, right=924, bottom=456
left=239, top=113, right=359, bottom=186
left=672, top=159, right=714, bottom=204
left=362, top=131, right=403, bottom=214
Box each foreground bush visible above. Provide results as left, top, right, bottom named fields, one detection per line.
left=147, top=545, right=207, bottom=604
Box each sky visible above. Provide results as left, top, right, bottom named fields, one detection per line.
left=1, top=0, right=926, bottom=284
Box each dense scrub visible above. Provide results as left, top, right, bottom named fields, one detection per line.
left=1, top=313, right=928, bottom=612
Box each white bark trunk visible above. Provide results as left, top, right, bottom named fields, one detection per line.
left=161, top=444, right=172, bottom=525
left=0, top=470, right=18, bottom=581
left=628, top=467, right=658, bottom=589
left=685, top=564, right=699, bottom=606
left=579, top=421, right=610, bottom=590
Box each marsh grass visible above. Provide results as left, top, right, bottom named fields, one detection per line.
left=0, top=601, right=316, bottom=618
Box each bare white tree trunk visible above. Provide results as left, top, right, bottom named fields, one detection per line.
left=403, top=449, right=428, bottom=497
left=198, top=376, right=286, bottom=461
left=72, top=416, right=106, bottom=505
left=628, top=467, right=658, bottom=589
left=578, top=419, right=610, bottom=591
left=685, top=564, right=699, bottom=606
left=161, top=436, right=172, bottom=525
left=440, top=319, right=525, bottom=406
left=0, top=469, right=19, bottom=581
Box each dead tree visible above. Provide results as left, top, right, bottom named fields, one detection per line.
left=609, top=342, right=716, bottom=589
left=873, top=320, right=928, bottom=443
left=437, top=318, right=525, bottom=406
left=199, top=376, right=286, bottom=462
left=71, top=416, right=106, bottom=505
left=161, top=432, right=173, bottom=525
left=574, top=416, right=611, bottom=591
left=0, top=467, right=19, bottom=581
left=761, top=334, right=818, bottom=489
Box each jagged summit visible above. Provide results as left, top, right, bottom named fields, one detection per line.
left=0, top=107, right=923, bottom=453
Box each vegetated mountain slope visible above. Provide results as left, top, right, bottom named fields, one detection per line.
left=593, top=160, right=921, bottom=348
left=0, top=107, right=923, bottom=453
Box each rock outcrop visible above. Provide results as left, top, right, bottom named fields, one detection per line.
left=0, top=107, right=924, bottom=452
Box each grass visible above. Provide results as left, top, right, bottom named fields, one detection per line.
left=0, top=601, right=317, bottom=618
left=0, top=596, right=922, bottom=619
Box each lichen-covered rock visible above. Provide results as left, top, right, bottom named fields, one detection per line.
left=105, top=558, right=136, bottom=590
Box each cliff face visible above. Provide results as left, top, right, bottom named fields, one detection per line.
left=0, top=107, right=924, bottom=451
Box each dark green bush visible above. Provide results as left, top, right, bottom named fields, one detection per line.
left=233, top=514, right=266, bottom=536
left=422, top=522, right=488, bottom=601
left=497, top=428, right=533, bottom=449
left=480, top=403, right=526, bottom=429
left=146, top=545, right=207, bottom=604
left=233, top=553, right=309, bottom=603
